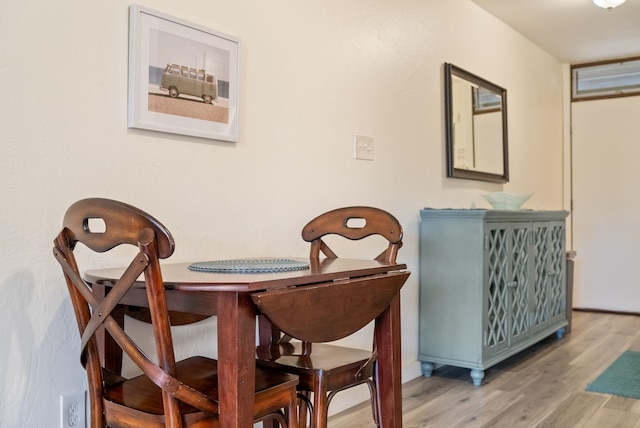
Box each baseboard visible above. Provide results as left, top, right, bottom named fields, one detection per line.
left=573, top=307, right=640, bottom=317
left=402, top=359, right=424, bottom=383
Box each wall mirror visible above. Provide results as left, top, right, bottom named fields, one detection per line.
left=444, top=63, right=509, bottom=183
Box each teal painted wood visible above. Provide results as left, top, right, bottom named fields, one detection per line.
left=418, top=209, right=569, bottom=386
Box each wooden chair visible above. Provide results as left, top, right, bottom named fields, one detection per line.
left=256, top=206, right=404, bottom=428
left=53, top=198, right=298, bottom=428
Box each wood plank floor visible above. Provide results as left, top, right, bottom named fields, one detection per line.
left=329, top=311, right=640, bottom=428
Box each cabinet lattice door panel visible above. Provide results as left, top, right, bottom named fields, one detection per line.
left=549, top=223, right=566, bottom=320
left=509, top=226, right=530, bottom=343
left=486, top=226, right=508, bottom=352
left=419, top=209, right=568, bottom=386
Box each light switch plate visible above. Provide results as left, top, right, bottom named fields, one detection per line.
left=354, top=134, right=374, bottom=160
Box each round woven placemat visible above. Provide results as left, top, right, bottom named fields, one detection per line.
left=188, top=258, right=310, bottom=273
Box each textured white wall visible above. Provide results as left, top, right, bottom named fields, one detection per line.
left=0, top=0, right=564, bottom=425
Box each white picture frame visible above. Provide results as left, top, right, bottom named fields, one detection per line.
left=128, top=5, right=239, bottom=142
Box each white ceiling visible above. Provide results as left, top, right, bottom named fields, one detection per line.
left=471, top=0, right=640, bottom=64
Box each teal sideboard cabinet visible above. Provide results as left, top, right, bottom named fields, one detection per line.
left=418, top=208, right=569, bottom=385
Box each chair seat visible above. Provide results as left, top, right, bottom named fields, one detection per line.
left=257, top=343, right=374, bottom=390
left=105, top=356, right=298, bottom=417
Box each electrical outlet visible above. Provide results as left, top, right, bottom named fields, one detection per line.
left=60, top=392, right=85, bottom=428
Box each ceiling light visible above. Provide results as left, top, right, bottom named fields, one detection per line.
left=593, top=0, right=626, bottom=9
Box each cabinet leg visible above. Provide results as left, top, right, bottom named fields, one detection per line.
left=470, top=369, right=485, bottom=386
left=556, top=327, right=565, bottom=339
left=421, top=361, right=434, bottom=377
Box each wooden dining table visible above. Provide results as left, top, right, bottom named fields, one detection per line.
left=85, top=257, right=408, bottom=428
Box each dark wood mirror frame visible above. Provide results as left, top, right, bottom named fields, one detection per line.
left=444, top=63, right=509, bottom=183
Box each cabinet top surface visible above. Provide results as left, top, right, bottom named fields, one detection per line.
left=420, top=208, right=569, bottom=220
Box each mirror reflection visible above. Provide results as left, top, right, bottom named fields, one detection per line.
left=445, top=63, right=509, bottom=183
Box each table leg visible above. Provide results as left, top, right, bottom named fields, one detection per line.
left=217, top=292, right=256, bottom=428
left=374, top=293, right=402, bottom=428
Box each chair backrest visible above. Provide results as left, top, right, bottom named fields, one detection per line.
left=301, top=206, right=403, bottom=264
left=258, top=206, right=405, bottom=351
left=53, top=198, right=216, bottom=427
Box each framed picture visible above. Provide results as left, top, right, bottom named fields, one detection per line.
left=128, top=5, right=239, bottom=142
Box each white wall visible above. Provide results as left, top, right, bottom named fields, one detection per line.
left=0, top=0, right=564, bottom=425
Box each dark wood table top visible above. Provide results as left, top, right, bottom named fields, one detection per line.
left=86, top=257, right=408, bottom=292
left=86, top=257, right=408, bottom=428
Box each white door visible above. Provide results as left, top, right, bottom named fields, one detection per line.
left=572, top=96, right=640, bottom=311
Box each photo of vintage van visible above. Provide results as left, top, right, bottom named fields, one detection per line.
left=159, top=64, right=218, bottom=104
